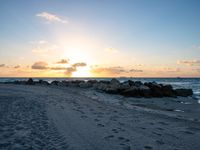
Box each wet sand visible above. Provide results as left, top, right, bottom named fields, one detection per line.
left=0, top=84, right=200, bottom=150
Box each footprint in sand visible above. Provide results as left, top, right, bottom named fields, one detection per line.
left=104, top=135, right=114, bottom=140
left=144, top=145, right=153, bottom=149
left=156, top=140, right=165, bottom=145
left=97, top=123, right=104, bottom=127
left=94, top=118, right=100, bottom=122
left=112, top=128, right=118, bottom=133
left=81, top=115, right=88, bottom=119
left=158, top=121, right=168, bottom=125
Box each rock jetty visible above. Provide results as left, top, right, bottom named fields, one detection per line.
left=5, top=78, right=193, bottom=98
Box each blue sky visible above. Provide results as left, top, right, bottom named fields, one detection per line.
left=0, top=0, right=200, bottom=77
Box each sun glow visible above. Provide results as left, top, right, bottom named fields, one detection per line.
left=72, top=67, right=91, bottom=77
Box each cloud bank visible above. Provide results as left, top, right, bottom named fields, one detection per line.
left=177, top=60, right=200, bottom=66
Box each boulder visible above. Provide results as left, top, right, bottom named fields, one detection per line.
left=134, top=81, right=143, bottom=87
left=175, top=89, right=193, bottom=97
left=146, top=82, right=164, bottom=97
left=138, top=85, right=151, bottom=98
left=26, top=78, right=34, bottom=85
left=79, top=82, right=92, bottom=88
left=38, top=80, right=49, bottom=85
left=118, top=82, right=130, bottom=92
left=93, top=82, right=108, bottom=91
left=110, top=78, right=120, bottom=85
left=51, top=81, right=59, bottom=85
left=120, top=86, right=140, bottom=97
left=57, top=81, right=69, bottom=86
left=161, top=84, right=176, bottom=97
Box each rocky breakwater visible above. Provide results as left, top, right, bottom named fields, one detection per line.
left=8, top=78, right=193, bottom=98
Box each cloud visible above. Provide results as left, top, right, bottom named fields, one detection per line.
left=29, top=40, right=47, bottom=44
left=31, top=60, right=87, bottom=77
left=0, top=64, right=5, bottom=67
left=65, top=67, right=77, bottom=76
left=177, top=60, right=200, bottom=66
left=36, top=12, right=68, bottom=24
left=32, top=61, right=48, bottom=70
left=162, top=67, right=180, bottom=72
left=14, top=65, right=20, bottom=69
left=91, top=66, right=127, bottom=74
left=50, top=67, right=66, bottom=70
left=129, top=69, right=143, bottom=72
left=72, top=62, right=87, bottom=67
left=56, top=59, right=69, bottom=64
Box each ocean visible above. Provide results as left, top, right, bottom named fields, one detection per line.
left=0, top=77, right=200, bottom=102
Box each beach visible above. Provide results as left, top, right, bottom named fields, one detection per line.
left=0, top=83, right=200, bottom=150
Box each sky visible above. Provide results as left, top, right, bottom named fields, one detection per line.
left=0, top=0, right=200, bottom=77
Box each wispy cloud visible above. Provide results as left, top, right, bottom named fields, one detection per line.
left=0, top=64, right=5, bottom=67
left=177, top=60, right=200, bottom=66
left=56, top=59, right=69, bottom=64
left=14, top=65, right=20, bottom=69
left=72, top=62, right=87, bottom=67
left=36, top=12, right=68, bottom=24
left=129, top=69, right=143, bottom=72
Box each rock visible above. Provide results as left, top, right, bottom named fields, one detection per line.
left=127, top=80, right=135, bottom=86
left=57, top=81, right=69, bottom=86
left=134, top=81, right=143, bottom=87
left=93, top=82, right=108, bottom=91
left=38, top=80, right=49, bottom=85
left=26, top=78, right=34, bottom=85
left=51, top=81, right=59, bottom=85
left=120, top=86, right=140, bottom=97
left=161, top=84, right=176, bottom=97
left=118, top=82, right=131, bottom=92
left=99, top=80, right=110, bottom=84
left=175, top=88, right=193, bottom=97
left=87, top=80, right=98, bottom=85
left=138, top=85, right=151, bottom=98
left=110, top=78, right=120, bottom=85
left=79, top=82, right=92, bottom=88
left=104, top=87, right=119, bottom=94
left=145, top=82, right=164, bottom=97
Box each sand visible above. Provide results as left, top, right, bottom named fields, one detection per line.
left=0, top=84, right=200, bottom=150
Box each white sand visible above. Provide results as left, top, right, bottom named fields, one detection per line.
left=0, top=84, right=200, bottom=150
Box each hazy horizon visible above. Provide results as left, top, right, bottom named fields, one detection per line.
left=0, top=0, right=200, bottom=77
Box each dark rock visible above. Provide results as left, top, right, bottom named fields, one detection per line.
left=93, top=82, right=108, bottom=90
left=79, top=82, right=92, bottom=88
left=120, top=86, right=140, bottom=97
left=87, top=80, right=98, bottom=85
left=38, top=80, right=49, bottom=85
left=51, top=81, right=59, bottom=85
left=134, top=81, right=143, bottom=87
left=127, top=80, right=135, bottom=86
left=138, top=85, right=151, bottom=98
left=175, top=88, right=193, bottom=97
left=110, top=78, right=120, bottom=85
left=26, top=78, right=34, bottom=85
left=99, top=80, right=110, bottom=84
left=57, top=81, right=68, bottom=86
left=161, top=84, right=176, bottom=97
left=146, top=82, right=164, bottom=97
left=118, top=82, right=130, bottom=92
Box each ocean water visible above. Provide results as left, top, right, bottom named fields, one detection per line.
left=0, top=77, right=200, bottom=102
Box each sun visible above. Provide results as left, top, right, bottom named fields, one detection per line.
left=72, top=67, right=91, bottom=77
